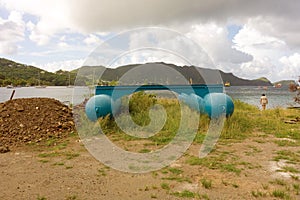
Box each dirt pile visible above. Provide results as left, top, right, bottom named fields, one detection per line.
left=0, top=98, right=75, bottom=150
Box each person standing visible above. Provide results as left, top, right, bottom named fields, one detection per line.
left=260, top=94, right=268, bottom=110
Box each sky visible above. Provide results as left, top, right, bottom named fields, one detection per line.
left=0, top=0, right=300, bottom=82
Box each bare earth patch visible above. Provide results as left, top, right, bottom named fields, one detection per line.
left=1, top=133, right=300, bottom=200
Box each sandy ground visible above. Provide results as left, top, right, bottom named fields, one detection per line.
left=1, top=132, right=300, bottom=200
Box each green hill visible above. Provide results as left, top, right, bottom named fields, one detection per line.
left=0, top=58, right=272, bottom=87
left=273, top=80, right=296, bottom=86
left=77, top=62, right=272, bottom=86
left=0, top=58, right=77, bottom=86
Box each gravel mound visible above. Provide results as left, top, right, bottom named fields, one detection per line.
left=0, top=98, right=75, bottom=151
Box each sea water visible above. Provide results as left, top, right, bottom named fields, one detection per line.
left=0, top=86, right=298, bottom=108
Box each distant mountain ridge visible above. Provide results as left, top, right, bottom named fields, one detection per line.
left=78, top=62, right=272, bottom=86
left=1, top=58, right=272, bottom=86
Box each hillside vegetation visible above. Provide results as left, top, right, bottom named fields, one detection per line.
left=0, top=58, right=77, bottom=86
left=1, top=58, right=273, bottom=87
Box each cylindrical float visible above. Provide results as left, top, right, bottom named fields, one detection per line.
left=85, top=95, right=121, bottom=121
left=204, top=93, right=234, bottom=118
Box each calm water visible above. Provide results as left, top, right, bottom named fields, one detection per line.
left=0, top=86, right=297, bottom=108
left=225, top=86, right=297, bottom=109
left=0, top=86, right=91, bottom=106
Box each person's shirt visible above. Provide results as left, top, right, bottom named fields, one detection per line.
left=260, top=96, right=268, bottom=104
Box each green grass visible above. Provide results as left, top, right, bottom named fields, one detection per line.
left=38, top=152, right=60, bottom=158
left=274, top=140, right=300, bottom=147
left=186, top=155, right=242, bottom=175
left=53, top=162, right=64, bottom=166
left=171, top=190, right=196, bottom=198
left=98, top=167, right=108, bottom=176
left=251, top=190, right=266, bottom=198
left=200, top=178, right=212, bottom=189
left=273, top=150, right=300, bottom=164
left=138, top=148, right=151, bottom=153
left=79, top=94, right=300, bottom=155
left=270, top=179, right=287, bottom=186
left=277, top=166, right=299, bottom=173
left=272, top=189, right=291, bottom=199
left=65, top=195, right=78, bottom=200
left=221, top=101, right=256, bottom=140
left=38, top=159, right=49, bottom=163
left=167, top=167, right=183, bottom=175
left=293, top=184, right=300, bottom=195
left=161, top=182, right=170, bottom=190
left=37, top=151, right=79, bottom=160
left=37, top=196, right=47, bottom=200
left=65, top=152, right=80, bottom=160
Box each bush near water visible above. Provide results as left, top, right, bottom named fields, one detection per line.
left=97, top=92, right=300, bottom=146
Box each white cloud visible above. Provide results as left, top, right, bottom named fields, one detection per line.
left=233, top=19, right=286, bottom=54
left=231, top=19, right=300, bottom=82
left=279, top=53, right=300, bottom=79
left=34, top=59, right=84, bottom=72
left=1, top=0, right=300, bottom=82
left=0, top=11, right=25, bottom=54
left=83, top=34, right=102, bottom=45
left=280, top=53, right=300, bottom=68
left=2, top=0, right=300, bottom=47
left=186, top=23, right=252, bottom=65
left=58, top=42, right=68, bottom=48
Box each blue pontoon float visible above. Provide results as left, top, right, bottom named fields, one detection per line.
left=85, top=84, right=234, bottom=121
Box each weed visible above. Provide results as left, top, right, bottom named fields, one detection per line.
left=200, top=194, right=210, bottom=200
left=293, top=184, right=300, bottom=194
left=221, top=164, right=241, bottom=175
left=150, top=194, right=157, bottom=198
left=273, top=150, right=300, bottom=164
left=144, top=186, right=150, bottom=191
left=38, top=159, right=49, bottom=163
left=98, top=168, right=107, bottom=176
left=278, top=166, right=299, bottom=173
left=222, top=180, right=229, bottom=186
left=186, top=155, right=241, bottom=175
left=45, top=138, right=58, bottom=146
left=200, top=178, right=212, bottom=189
left=272, top=189, right=290, bottom=199
left=167, top=167, right=183, bottom=175
left=38, top=152, right=59, bottom=158
left=251, top=190, right=266, bottom=198
left=65, top=195, right=78, bottom=200
left=274, top=140, right=300, bottom=147
left=161, top=182, right=170, bottom=190
left=262, top=183, right=269, bottom=190
left=291, top=175, right=299, bottom=180
left=138, top=148, right=151, bottom=153
left=270, top=179, right=286, bottom=186
left=152, top=171, right=158, bottom=178
left=37, top=196, right=47, bottom=200
left=53, top=162, right=64, bottom=166
left=171, top=190, right=195, bottom=198
left=65, top=152, right=80, bottom=160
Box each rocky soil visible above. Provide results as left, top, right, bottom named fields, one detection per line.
left=0, top=98, right=75, bottom=151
